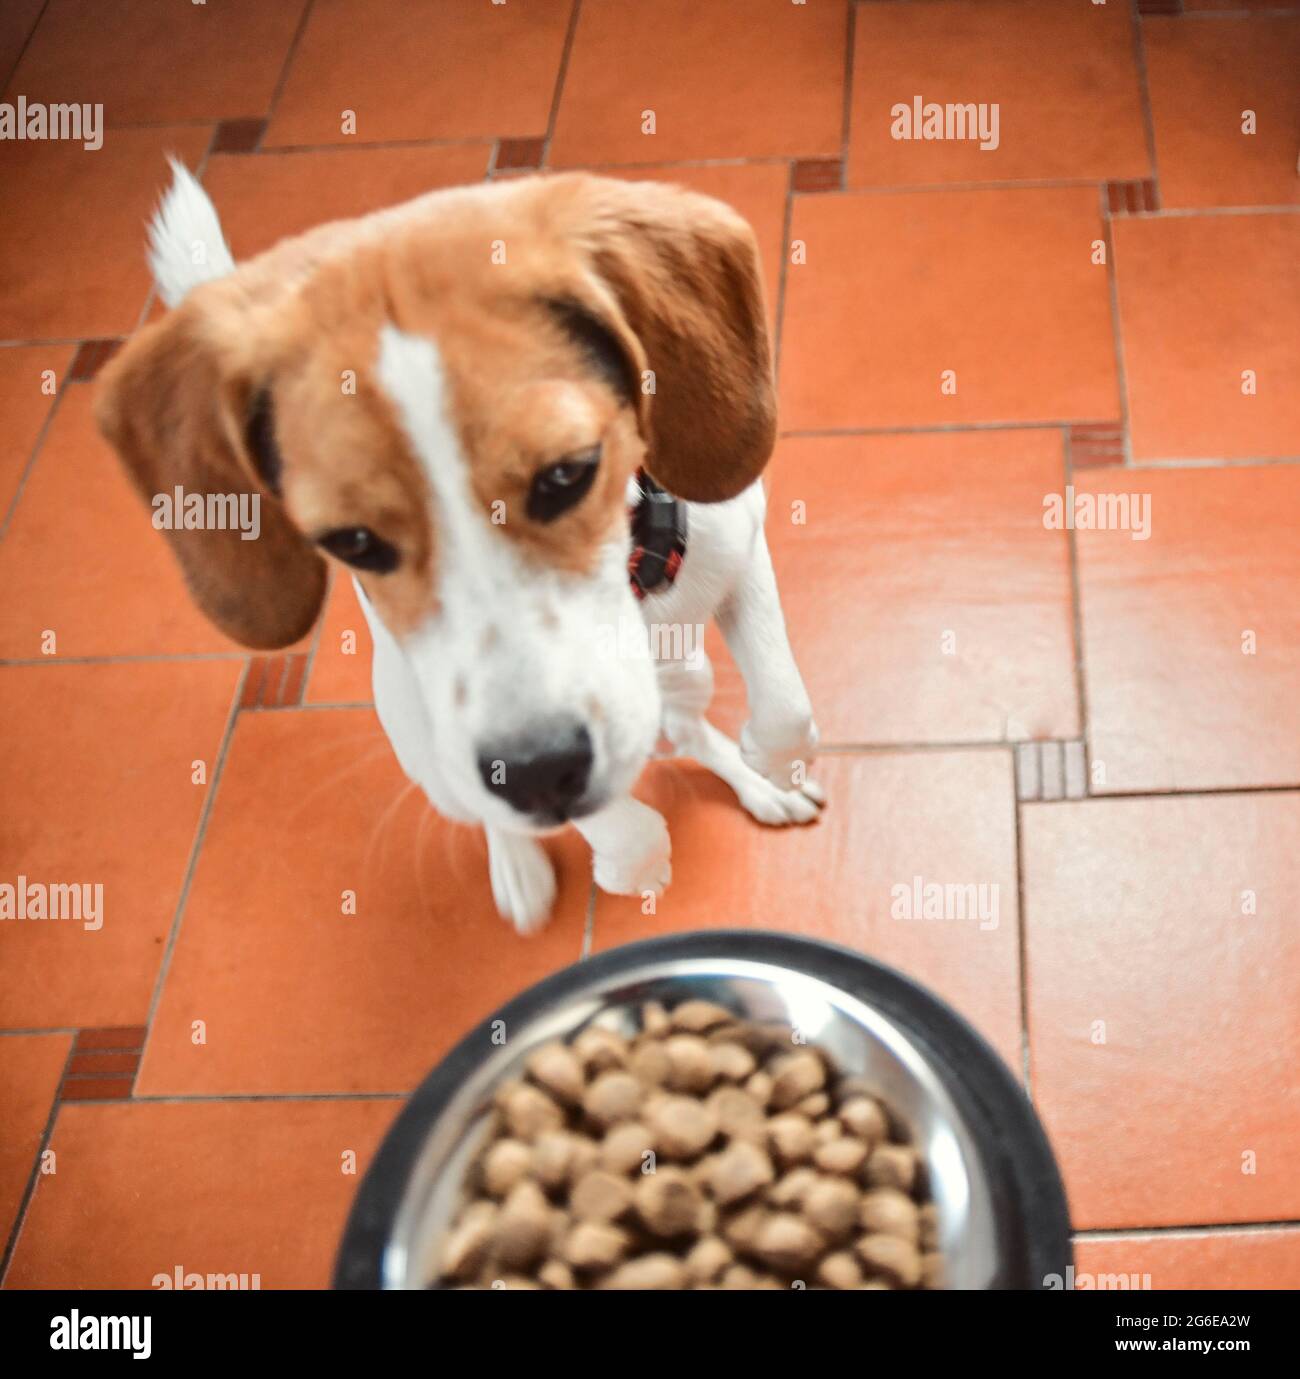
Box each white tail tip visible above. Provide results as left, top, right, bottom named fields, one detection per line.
left=147, top=157, right=236, bottom=308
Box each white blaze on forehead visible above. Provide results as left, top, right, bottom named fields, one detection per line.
left=375, top=323, right=524, bottom=615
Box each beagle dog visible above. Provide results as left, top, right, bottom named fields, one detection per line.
left=96, top=164, right=822, bottom=933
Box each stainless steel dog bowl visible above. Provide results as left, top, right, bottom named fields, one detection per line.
left=334, top=932, right=1071, bottom=1289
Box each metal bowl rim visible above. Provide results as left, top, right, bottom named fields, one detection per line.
left=333, top=929, right=1072, bottom=1290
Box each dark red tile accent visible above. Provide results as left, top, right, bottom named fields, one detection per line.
left=278, top=653, right=310, bottom=707
left=1070, top=422, right=1126, bottom=468
left=211, top=118, right=267, bottom=155
left=67, top=1051, right=141, bottom=1076
left=241, top=653, right=310, bottom=708
left=69, top=339, right=124, bottom=382
left=792, top=158, right=843, bottom=193
left=241, top=657, right=270, bottom=709
left=61, top=1076, right=135, bottom=1102
left=495, top=136, right=545, bottom=172
left=1136, top=0, right=1181, bottom=14
left=1105, top=179, right=1159, bottom=219
left=73, top=1026, right=147, bottom=1053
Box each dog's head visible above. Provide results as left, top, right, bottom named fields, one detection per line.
left=95, top=170, right=774, bottom=831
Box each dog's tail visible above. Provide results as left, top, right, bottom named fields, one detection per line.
left=147, top=157, right=236, bottom=308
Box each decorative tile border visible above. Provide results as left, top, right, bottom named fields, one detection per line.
left=69, top=339, right=124, bottom=383
left=1069, top=422, right=1126, bottom=469
left=791, top=157, right=844, bottom=193
left=60, top=1026, right=146, bottom=1102
left=1016, top=740, right=1088, bottom=802
left=211, top=118, right=268, bottom=155
left=1106, top=178, right=1159, bottom=216
left=494, top=136, right=546, bottom=173
left=240, top=654, right=311, bottom=710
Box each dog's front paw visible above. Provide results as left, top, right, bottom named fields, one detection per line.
left=592, top=806, right=672, bottom=901
left=487, top=830, right=556, bottom=936
left=740, top=715, right=820, bottom=793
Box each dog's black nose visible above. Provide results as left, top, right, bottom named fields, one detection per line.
left=476, top=722, right=594, bottom=821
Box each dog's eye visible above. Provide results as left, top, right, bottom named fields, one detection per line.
left=527, top=446, right=600, bottom=522
left=317, top=526, right=399, bottom=574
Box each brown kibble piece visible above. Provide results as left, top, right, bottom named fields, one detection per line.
left=494, top=1180, right=551, bottom=1270
left=803, top=1176, right=860, bottom=1241
left=641, top=1001, right=671, bottom=1037
left=709, top=1041, right=757, bottom=1083
left=669, top=1000, right=734, bottom=1033
left=635, top=1166, right=704, bottom=1237
left=839, top=1095, right=889, bottom=1146
left=813, top=1118, right=842, bottom=1146
left=708, top=1085, right=767, bottom=1141
left=720, top=1202, right=769, bottom=1253
left=570, top=1168, right=632, bottom=1223
left=705, top=1140, right=775, bottom=1205
left=817, top=1250, right=864, bottom=1290
left=664, top=1034, right=715, bottom=1093
left=684, top=1234, right=733, bottom=1284
left=563, top=1220, right=629, bottom=1271
left=859, top=1187, right=920, bottom=1243
left=480, top=1138, right=532, bottom=1198
left=629, top=1040, right=671, bottom=1087
left=440, top=1201, right=497, bottom=1280
left=583, top=1070, right=643, bottom=1129
left=497, top=1082, right=563, bottom=1142
left=796, top=1091, right=830, bottom=1119
left=601, top=1121, right=655, bottom=1176
left=601, top=1254, right=687, bottom=1289
left=769, top=1050, right=826, bottom=1109
left=537, top=1258, right=576, bottom=1290
left=531, top=1131, right=578, bottom=1193
left=572, top=1025, right=629, bottom=1073
left=814, top=1134, right=868, bottom=1176
left=526, top=1042, right=585, bottom=1106
left=767, top=1166, right=819, bottom=1209
left=719, top=1263, right=759, bottom=1290
left=864, top=1143, right=919, bottom=1193
left=919, top=1202, right=940, bottom=1251
left=855, top=1232, right=923, bottom=1288
left=921, top=1250, right=945, bottom=1289
left=744, top=1070, right=774, bottom=1107
left=753, top=1212, right=825, bottom=1273
left=648, top=1094, right=718, bottom=1160
left=767, top=1112, right=815, bottom=1167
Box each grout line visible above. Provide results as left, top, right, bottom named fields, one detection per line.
left=1078, top=1219, right=1300, bottom=1240
left=1012, top=769, right=1033, bottom=1099
left=137, top=662, right=251, bottom=1062
left=261, top=0, right=317, bottom=147
left=0, top=0, right=49, bottom=92
left=0, top=374, right=68, bottom=542
left=1062, top=427, right=1094, bottom=793
left=839, top=0, right=857, bottom=164
left=1099, top=183, right=1136, bottom=468
left=1129, top=0, right=1162, bottom=196
left=0, top=1033, right=75, bottom=1284
left=126, top=1092, right=408, bottom=1104
left=0, top=653, right=248, bottom=667
left=1036, top=782, right=1300, bottom=803
left=539, top=0, right=583, bottom=169
left=580, top=876, right=598, bottom=960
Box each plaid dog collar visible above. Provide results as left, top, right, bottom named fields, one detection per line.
left=628, top=469, right=688, bottom=600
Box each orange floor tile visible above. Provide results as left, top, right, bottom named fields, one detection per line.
left=2, top=0, right=1298, bottom=1293
left=5, top=1099, right=399, bottom=1288
left=848, top=0, right=1150, bottom=189
left=780, top=187, right=1121, bottom=431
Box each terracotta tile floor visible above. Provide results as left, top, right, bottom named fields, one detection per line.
left=2, top=0, right=1298, bottom=1291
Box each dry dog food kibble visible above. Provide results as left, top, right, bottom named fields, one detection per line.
left=438, top=1004, right=943, bottom=1289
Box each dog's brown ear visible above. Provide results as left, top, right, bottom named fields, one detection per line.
left=559, top=177, right=776, bottom=504
left=94, top=303, right=326, bottom=650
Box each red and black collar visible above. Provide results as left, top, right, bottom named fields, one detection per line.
left=628, top=469, right=687, bottom=600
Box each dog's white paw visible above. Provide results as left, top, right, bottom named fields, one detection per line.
left=487, top=830, right=556, bottom=936
left=740, top=716, right=820, bottom=794
left=592, top=810, right=672, bottom=900
left=734, top=768, right=825, bottom=827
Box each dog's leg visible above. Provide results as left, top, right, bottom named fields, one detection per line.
left=716, top=527, right=822, bottom=797
left=659, top=653, right=821, bottom=825
left=485, top=827, right=557, bottom=936
left=574, top=796, right=671, bottom=901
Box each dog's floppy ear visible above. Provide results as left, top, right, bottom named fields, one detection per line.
left=94, top=302, right=326, bottom=650
left=557, top=177, right=776, bottom=504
